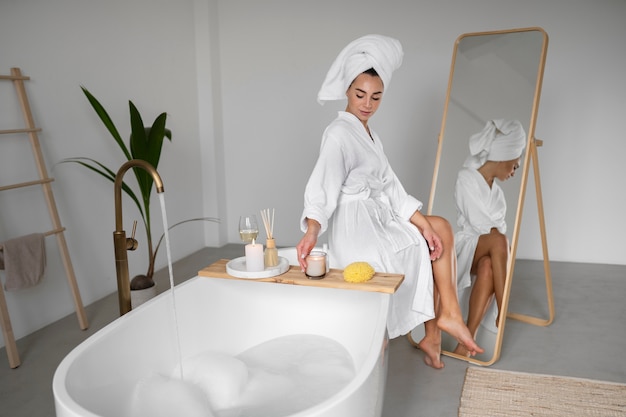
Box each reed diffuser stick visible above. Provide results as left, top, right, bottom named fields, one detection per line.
left=261, top=208, right=274, bottom=239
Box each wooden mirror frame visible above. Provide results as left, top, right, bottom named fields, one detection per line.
left=409, top=27, right=553, bottom=366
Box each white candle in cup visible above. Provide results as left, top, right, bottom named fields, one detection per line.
left=245, top=242, right=264, bottom=272
left=306, top=251, right=327, bottom=279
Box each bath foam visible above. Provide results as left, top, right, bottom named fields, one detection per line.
left=174, top=352, right=249, bottom=410
left=229, top=334, right=356, bottom=416
left=128, top=334, right=355, bottom=417
left=129, top=373, right=215, bottom=417
left=137, top=335, right=356, bottom=417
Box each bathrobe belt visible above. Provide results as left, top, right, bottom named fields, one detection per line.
left=337, top=188, right=421, bottom=253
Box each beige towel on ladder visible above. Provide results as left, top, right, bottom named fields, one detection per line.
left=0, top=233, right=47, bottom=291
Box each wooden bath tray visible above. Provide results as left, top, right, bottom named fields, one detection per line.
left=199, top=259, right=404, bottom=294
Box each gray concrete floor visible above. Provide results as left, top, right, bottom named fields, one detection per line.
left=1, top=244, right=625, bottom=416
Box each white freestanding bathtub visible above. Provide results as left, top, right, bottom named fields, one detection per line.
left=53, top=250, right=391, bottom=417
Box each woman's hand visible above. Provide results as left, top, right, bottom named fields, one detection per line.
left=410, top=211, right=443, bottom=261
left=296, top=218, right=321, bottom=271
left=421, top=226, right=443, bottom=261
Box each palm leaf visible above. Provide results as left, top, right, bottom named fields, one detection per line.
left=129, top=101, right=152, bottom=203
left=80, top=87, right=132, bottom=160
left=152, top=217, right=220, bottom=268
left=58, top=157, right=145, bottom=220
left=143, top=113, right=170, bottom=169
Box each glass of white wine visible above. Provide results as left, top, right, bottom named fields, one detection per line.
left=239, top=214, right=259, bottom=244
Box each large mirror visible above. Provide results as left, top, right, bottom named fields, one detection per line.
left=409, top=27, right=550, bottom=365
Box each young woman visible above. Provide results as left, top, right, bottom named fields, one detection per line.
left=453, top=119, right=526, bottom=356
left=296, top=34, right=482, bottom=368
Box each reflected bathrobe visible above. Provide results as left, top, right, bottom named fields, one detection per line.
left=454, top=167, right=506, bottom=333
left=301, top=111, right=435, bottom=338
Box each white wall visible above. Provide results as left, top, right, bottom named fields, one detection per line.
left=0, top=0, right=624, bottom=347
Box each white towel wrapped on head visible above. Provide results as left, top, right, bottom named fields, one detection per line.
left=463, top=119, right=527, bottom=169
left=317, top=34, right=404, bottom=104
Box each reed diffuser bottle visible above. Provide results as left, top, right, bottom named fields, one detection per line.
left=261, top=208, right=279, bottom=267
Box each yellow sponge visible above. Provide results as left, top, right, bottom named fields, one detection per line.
left=343, top=262, right=375, bottom=283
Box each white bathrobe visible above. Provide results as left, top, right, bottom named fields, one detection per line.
left=454, top=167, right=507, bottom=333
left=301, top=111, right=435, bottom=338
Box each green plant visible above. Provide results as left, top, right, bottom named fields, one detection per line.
left=61, top=87, right=216, bottom=286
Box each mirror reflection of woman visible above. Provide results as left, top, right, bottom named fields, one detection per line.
left=296, top=34, right=482, bottom=369
left=453, top=119, right=526, bottom=356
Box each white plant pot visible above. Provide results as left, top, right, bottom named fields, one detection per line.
left=131, top=285, right=157, bottom=309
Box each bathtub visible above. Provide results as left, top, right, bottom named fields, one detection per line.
left=53, top=250, right=391, bottom=417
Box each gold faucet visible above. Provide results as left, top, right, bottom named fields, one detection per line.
left=113, top=159, right=164, bottom=316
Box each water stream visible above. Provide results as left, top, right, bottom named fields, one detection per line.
left=158, top=193, right=184, bottom=380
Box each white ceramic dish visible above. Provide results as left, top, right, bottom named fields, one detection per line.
left=226, top=255, right=290, bottom=278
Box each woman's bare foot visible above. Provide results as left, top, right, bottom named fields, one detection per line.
left=437, top=313, right=484, bottom=356
left=417, top=335, right=444, bottom=369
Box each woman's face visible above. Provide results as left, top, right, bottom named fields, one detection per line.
left=345, top=73, right=384, bottom=126
left=496, top=158, right=521, bottom=181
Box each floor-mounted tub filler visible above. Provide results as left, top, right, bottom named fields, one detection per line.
left=53, top=248, right=401, bottom=417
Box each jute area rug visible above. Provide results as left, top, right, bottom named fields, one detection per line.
left=459, top=367, right=626, bottom=416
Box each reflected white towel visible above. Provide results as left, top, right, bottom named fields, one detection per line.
left=317, top=34, right=403, bottom=104
left=0, top=233, right=46, bottom=291
left=464, top=119, right=526, bottom=168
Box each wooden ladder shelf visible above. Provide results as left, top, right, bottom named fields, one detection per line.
left=0, top=67, right=88, bottom=369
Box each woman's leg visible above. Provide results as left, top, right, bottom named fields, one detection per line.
left=454, top=256, right=494, bottom=356
left=467, top=256, right=495, bottom=335
left=472, top=231, right=509, bottom=323
left=418, top=288, right=444, bottom=368
left=425, top=216, right=483, bottom=356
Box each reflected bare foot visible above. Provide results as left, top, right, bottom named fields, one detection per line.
left=437, top=314, right=484, bottom=356
left=453, top=343, right=471, bottom=357
left=418, top=335, right=444, bottom=369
